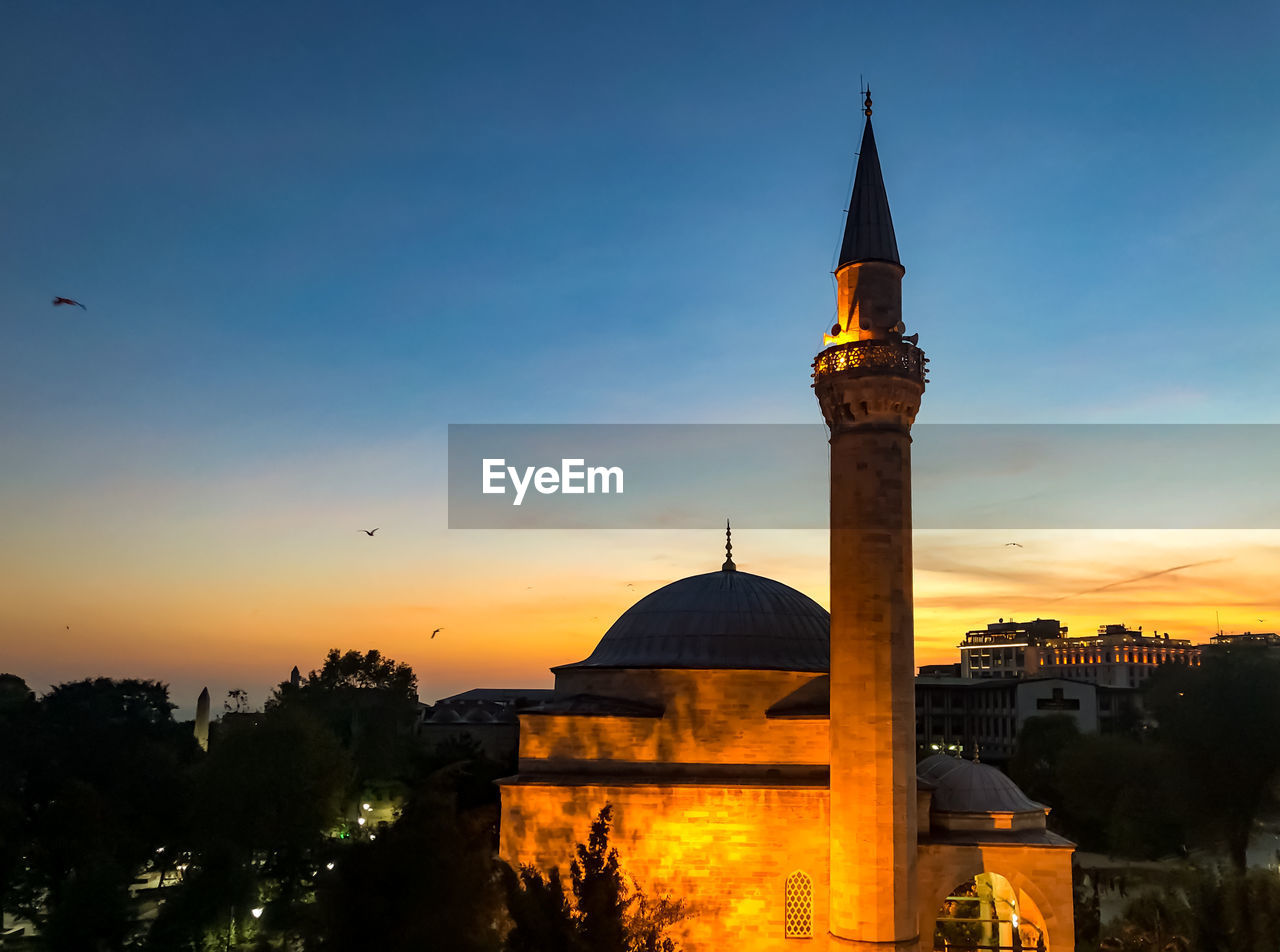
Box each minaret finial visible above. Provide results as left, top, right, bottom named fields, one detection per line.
left=863, top=85, right=873, bottom=118
left=722, top=519, right=736, bottom=572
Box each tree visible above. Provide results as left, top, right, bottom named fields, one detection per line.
left=11, top=678, right=195, bottom=951
left=269, top=648, right=420, bottom=784
left=1101, top=893, right=1191, bottom=952
left=310, top=788, right=504, bottom=952
left=141, top=703, right=351, bottom=949
left=1102, top=866, right=1280, bottom=952
left=504, top=805, right=686, bottom=952
left=1144, top=653, right=1280, bottom=868
left=0, top=674, right=35, bottom=924
left=224, top=688, right=250, bottom=715
left=502, top=864, right=578, bottom=952
left=191, top=706, right=351, bottom=946
left=284, top=648, right=417, bottom=699
left=1054, top=734, right=1184, bottom=858
left=195, top=706, right=350, bottom=858
left=1008, top=713, right=1082, bottom=810
left=571, top=805, right=629, bottom=952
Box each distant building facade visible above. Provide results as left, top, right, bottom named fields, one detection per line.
left=956, top=618, right=1201, bottom=689
left=916, top=676, right=1137, bottom=763
left=1039, top=624, right=1199, bottom=688
left=417, top=688, right=553, bottom=761
left=924, top=617, right=1203, bottom=760
left=960, top=618, right=1066, bottom=678
left=1203, top=630, right=1280, bottom=657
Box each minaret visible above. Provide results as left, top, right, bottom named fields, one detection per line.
left=814, top=90, right=927, bottom=949
left=194, top=686, right=210, bottom=752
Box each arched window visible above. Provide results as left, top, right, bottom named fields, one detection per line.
left=784, top=870, right=813, bottom=938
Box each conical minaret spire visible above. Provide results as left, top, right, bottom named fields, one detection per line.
left=826, top=89, right=908, bottom=348
left=837, top=88, right=900, bottom=269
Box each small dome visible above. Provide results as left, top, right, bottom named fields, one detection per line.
left=563, top=570, right=829, bottom=671
left=917, top=754, right=1045, bottom=814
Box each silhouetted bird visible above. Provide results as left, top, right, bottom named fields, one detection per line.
left=359, top=528, right=378, bottom=536
left=431, top=628, right=443, bottom=639
left=52, top=297, right=86, bottom=310
left=1004, top=542, right=1023, bottom=548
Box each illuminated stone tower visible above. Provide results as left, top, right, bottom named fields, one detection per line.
left=814, top=91, right=927, bottom=950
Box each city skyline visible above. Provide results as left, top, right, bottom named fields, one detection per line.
left=3, top=1, right=1278, bottom=714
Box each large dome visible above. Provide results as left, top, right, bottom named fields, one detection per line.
left=563, top=568, right=830, bottom=671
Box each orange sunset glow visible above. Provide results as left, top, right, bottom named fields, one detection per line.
left=4, top=517, right=1275, bottom=713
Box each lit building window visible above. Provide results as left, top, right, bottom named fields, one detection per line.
left=785, top=870, right=814, bottom=938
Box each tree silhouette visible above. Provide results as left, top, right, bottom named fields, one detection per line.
left=269, top=648, right=420, bottom=785
left=1145, top=653, right=1280, bottom=868
left=1102, top=866, right=1280, bottom=952
left=571, top=805, right=629, bottom=952
left=0, top=674, right=35, bottom=926
left=505, top=804, right=686, bottom=952
left=312, top=788, right=504, bottom=952
left=10, top=678, right=195, bottom=950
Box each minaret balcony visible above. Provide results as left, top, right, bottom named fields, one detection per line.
left=812, top=338, right=928, bottom=386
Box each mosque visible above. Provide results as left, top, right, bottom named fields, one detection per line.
left=497, top=94, right=1076, bottom=952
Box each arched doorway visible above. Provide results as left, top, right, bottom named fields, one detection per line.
left=933, top=872, right=1047, bottom=951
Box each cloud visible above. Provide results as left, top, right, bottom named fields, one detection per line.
left=1047, top=559, right=1230, bottom=603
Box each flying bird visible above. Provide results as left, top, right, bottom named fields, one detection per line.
left=359, top=528, right=378, bottom=536
left=52, top=297, right=86, bottom=310
left=1004, top=542, right=1023, bottom=548
left=430, top=628, right=443, bottom=639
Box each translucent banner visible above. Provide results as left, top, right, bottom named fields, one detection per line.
left=447, top=424, right=1280, bottom=529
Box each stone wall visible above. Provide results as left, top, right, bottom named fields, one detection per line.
left=523, top=669, right=829, bottom=769
left=501, top=779, right=830, bottom=951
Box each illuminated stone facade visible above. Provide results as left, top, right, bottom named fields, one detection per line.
left=499, top=100, right=1076, bottom=951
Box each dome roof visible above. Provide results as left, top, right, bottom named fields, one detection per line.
left=563, top=569, right=830, bottom=672
left=917, top=754, right=1045, bottom=815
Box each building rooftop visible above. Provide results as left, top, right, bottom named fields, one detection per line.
left=434, top=688, right=555, bottom=704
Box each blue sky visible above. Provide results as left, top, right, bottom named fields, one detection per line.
left=2, top=1, right=1278, bottom=709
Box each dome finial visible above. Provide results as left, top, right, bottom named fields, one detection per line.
left=722, top=518, right=736, bottom=572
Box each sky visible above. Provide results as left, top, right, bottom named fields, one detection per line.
left=2, top=1, right=1278, bottom=716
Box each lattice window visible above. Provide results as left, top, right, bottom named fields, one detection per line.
left=784, top=870, right=813, bottom=938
